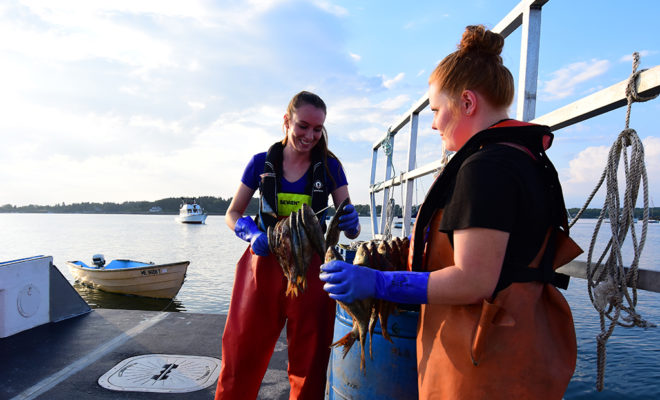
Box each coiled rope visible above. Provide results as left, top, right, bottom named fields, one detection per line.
left=567, top=52, right=657, bottom=391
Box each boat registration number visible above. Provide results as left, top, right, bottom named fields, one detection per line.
left=141, top=269, right=161, bottom=276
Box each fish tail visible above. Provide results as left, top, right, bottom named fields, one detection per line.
left=368, top=308, right=378, bottom=360
left=286, top=282, right=299, bottom=297
left=331, top=332, right=357, bottom=359
left=379, top=301, right=394, bottom=344
left=358, top=327, right=367, bottom=372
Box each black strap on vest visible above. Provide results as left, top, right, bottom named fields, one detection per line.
left=494, top=228, right=570, bottom=293
left=257, top=141, right=328, bottom=231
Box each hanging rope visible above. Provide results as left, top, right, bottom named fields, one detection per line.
left=380, top=128, right=394, bottom=159
left=380, top=129, right=396, bottom=240
left=383, top=197, right=395, bottom=241
left=567, top=52, right=657, bottom=391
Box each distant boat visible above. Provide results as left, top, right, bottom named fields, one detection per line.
left=394, top=218, right=415, bottom=229
left=176, top=200, right=207, bottom=224
left=148, top=206, right=162, bottom=213
left=67, top=254, right=189, bottom=299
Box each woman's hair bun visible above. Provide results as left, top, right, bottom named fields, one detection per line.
left=457, top=25, right=504, bottom=60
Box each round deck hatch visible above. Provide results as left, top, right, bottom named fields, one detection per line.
left=98, top=354, right=220, bottom=393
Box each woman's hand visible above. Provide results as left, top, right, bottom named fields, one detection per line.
left=321, top=260, right=430, bottom=304
left=234, top=216, right=270, bottom=257
left=320, top=260, right=376, bottom=303
left=249, top=233, right=270, bottom=257
left=338, top=204, right=360, bottom=238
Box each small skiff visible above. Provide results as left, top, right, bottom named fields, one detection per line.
left=67, top=254, right=189, bottom=299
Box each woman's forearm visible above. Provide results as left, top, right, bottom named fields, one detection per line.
left=226, top=183, right=257, bottom=231
left=426, top=227, right=508, bottom=305
left=225, top=210, right=243, bottom=231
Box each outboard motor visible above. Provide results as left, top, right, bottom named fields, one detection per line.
left=92, top=254, right=106, bottom=268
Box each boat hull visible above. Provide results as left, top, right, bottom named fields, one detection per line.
left=176, top=214, right=207, bottom=224
left=67, top=260, right=189, bottom=299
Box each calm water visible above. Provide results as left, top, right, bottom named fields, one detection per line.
left=1, top=214, right=659, bottom=398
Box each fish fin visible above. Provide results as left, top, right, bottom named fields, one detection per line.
left=331, top=331, right=357, bottom=359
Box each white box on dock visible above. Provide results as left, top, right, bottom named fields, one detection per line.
left=0, top=256, right=51, bottom=338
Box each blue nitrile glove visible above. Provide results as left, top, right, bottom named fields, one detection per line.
left=234, top=216, right=269, bottom=257
left=320, top=260, right=429, bottom=304
left=338, top=204, right=360, bottom=237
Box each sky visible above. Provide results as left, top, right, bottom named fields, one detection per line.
left=1, top=0, right=659, bottom=209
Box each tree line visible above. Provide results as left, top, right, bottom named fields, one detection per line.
left=0, top=197, right=382, bottom=216
left=0, top=198, right=657, bottom=220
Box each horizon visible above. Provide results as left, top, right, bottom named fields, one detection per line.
left=4, top=196, right=658, bottom=214
left=1, top=1, right=659, bottom=209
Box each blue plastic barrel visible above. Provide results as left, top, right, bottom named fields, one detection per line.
left=326, top=246, right=419, bottom=399
left=337, top=245, right=356, bottom=264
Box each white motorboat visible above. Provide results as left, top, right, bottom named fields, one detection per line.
left=176, top=200, right=207, bottom=224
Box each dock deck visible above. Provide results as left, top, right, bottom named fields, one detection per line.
left=0, top=309, right=290, bottom=399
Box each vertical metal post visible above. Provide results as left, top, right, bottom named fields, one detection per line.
left=369, top=148, right=379, bottom=236
left=516, top=4, right=542, bottom=121
left=402, top=112, right=418, bottom=237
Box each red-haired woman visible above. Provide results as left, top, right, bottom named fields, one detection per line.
left=321, top=25, right=581, bottom=399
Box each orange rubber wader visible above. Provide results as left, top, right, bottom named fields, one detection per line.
left=409, top=210, right=582, bottom=399
left=215, top=246, right=336, bottom=400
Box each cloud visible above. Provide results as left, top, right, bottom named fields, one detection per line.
left=313, top=0, right=348, bottom=17
left=382, top=73, right=405, bottom=89
left=563, top=145, right=609, bottom=185
left=3, top=2, right=176, bottom=70
left=559, top=136, right=660, bottom=208
left=619, top=50, right=656, bottom=63
left=329, top=94, right=411, bottom=141
left=0, top=103, right=285, bottom=205
left=350, top=52, right=361, bottom=62
left=187, top=101, right=206, bottom=110
left=540, top=59, right=610, bottom=101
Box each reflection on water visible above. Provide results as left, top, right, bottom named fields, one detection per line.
left=72, top=282, right=186, bottom=312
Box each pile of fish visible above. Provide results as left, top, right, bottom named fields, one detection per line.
left=267, top=197, right=411, bottom=372
left=325, top=229, right=410, bottom=372
left=267, top=203, right=326, bottom=297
